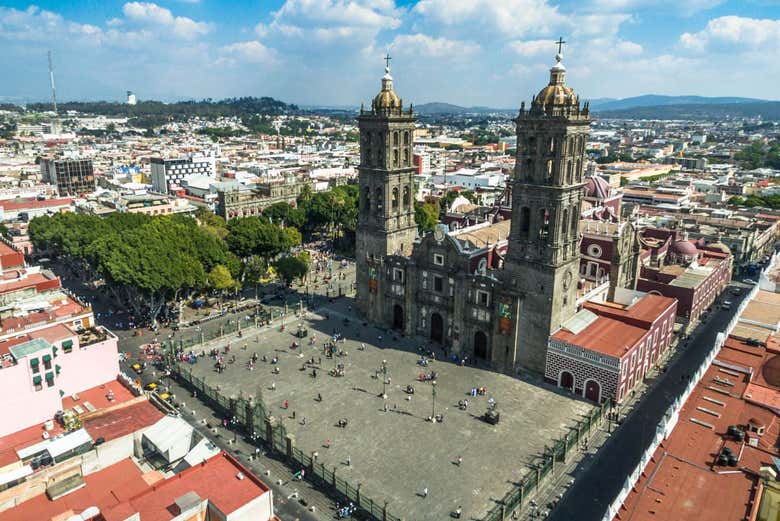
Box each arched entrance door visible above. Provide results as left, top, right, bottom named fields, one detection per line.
left=559, top=371, right=574, bottom=391
left=430, top=313, right=444, bottom=343
left=474, top=331, right=488, bottom=359
left=584, top=380, right=601, bottom=402
left=392, top=304, right=404, bottom=331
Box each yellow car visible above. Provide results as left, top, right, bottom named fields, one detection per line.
left=132, top=363, right=143, bottom=374
left=159, top=392, right=170, bottom=401
left=145, top=382, right=158, bottom=391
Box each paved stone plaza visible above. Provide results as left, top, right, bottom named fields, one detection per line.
left=181, top=298, right=593, bottom=520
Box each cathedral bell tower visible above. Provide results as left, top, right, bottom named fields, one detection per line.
left=355, top=57, right=417, bottom=322
left=501, top=41, right=591, bottom=373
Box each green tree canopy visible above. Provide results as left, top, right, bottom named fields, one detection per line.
left=274, top=254, right=309, bottom=287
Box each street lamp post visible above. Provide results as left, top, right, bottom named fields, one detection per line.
left=431, top=380, right=437, bottom=422
left=380, top=360, right=388, bottom=399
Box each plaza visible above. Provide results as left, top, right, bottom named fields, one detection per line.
left=177, top=297, right=594, bottom=520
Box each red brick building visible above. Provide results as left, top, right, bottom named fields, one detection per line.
left=545, top=290, right=677, bottom=403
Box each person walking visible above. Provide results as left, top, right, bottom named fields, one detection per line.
left=421, top=487, right=428, bottom=498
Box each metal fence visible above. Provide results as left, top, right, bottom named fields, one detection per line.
left=173, top=364, right=401, bottom=521
left=482, top=399, right=610, bottom=521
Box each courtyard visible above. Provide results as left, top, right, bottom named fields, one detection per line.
left=176, top=298, right=594, bottom=520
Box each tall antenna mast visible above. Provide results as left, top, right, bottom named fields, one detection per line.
left=48, top=50, right=58, bottom=115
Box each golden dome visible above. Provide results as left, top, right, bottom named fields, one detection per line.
left=536, top=83, right=577, bottom=107
left=373, top=87, right=401, bottom=110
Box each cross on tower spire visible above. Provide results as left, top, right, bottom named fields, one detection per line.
left=384, top=52, right=392, bottom=70
left=555, top=37, right=566, bottom=55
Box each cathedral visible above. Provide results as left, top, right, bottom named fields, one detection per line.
left=355, top=46, right=628, bottom=375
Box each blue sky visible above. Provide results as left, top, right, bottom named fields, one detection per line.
left=1, top=0, right=778, bottom=106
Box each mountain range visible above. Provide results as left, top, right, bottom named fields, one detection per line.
left=411, top=95, right=774, bottom=117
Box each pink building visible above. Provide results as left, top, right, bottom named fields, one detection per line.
left=545, top=290, right=677, bottom=403
left=0, top=323, right=119, bottom=437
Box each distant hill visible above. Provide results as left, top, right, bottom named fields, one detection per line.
left=414, top=102, right=512, bottom=115
left=596, top=102, right=780, bottom=121
left=591, top=95, right=768, bottom=112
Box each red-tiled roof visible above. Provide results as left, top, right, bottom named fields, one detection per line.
left=614, top=337, right=780, bottom=521
left=553, top=315, right=647, bottom=358
left=0, top=198, right=73, bottom=211
left=585, top=293, right=676, bottom=328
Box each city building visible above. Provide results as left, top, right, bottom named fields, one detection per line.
left=637, top=229, right=733, bottom=325
left=215, top=177, right=310, bottom=221
left=150, top=156, right=216, bottom=194
left=39, top=159, right=96, bottom=196
left=545, top=289, right=677, bottom=403
left=356, top=49, right=595, bottom=374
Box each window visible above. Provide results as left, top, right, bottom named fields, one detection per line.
left=393, top=132, right=399, bottom=146
left=433, top=253, right=444, bottom=266
left=30, top=358, right=40, bottom=374
left=404, top=131, right=410, bottom=145
left=62, top=340, right=73, bottom=353
left=433, top=275, right=443, bottom=293
left=393, top=149, right=399, bottom=166
left=392, top=187, right=399, bottom=209
left=43, top=354, right=52, bottom=371
left=45, top=372, right=54, bottom=388
left=520, top=207, right=530, bottom=236
left=33, top=375, right=42, bottom=391
left=403, top=186, right=410, bottom=207
left=476, top=290, right=490, bottom=306
left=393, top=268, right=404, bottom=282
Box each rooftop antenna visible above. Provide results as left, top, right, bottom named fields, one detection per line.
left=48, top=50, right=58, bottom=115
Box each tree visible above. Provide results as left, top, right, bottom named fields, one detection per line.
left=415, top=202, right=440, bottom=232
left=208, top=264, right=236, bottom=309
left=263, top=202, right=305, bottom=229
left=274, top=254, right=309, bottom=287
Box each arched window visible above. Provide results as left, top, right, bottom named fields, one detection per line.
left=539, top=208, right=550, bottom=240
left=393, top=132, right=399, bottom=146
left=567, top=161, right=573, bottom=185
left=561, top=208, right=568, bottom=241
left=571, top=207, right=578, bottom=234
left=520, top=207, right=530, bottom=236
left=376, top=187, right=384, bottom=210
left=363, top=187, right=370, bottom=213
left=403, top=186, right=410, bottom=207
left=392, top=187, right=399, bottom=209
left=403, top=131, right=410, bottom=145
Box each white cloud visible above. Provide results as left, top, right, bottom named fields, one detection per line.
left=391, top=33, right=480, bottom=58
left=589, top=0, right=723, bottom=15
left=507, top=40, right=553, bottom=58
left=272, top=0, right=402, bottom=30
left=412, top=0, right=562, bottom=37
left=681, top=16, right=780, bottom=52
left=122, top=2, right=211, bottom=39
left=219, top=40, right=277, bottom=64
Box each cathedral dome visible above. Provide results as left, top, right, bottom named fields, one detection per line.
left=584, top=175, right=612, bottom=199
left=530, top=47, right=586, bottom=116
left=372, top=67, right=402, bottom=112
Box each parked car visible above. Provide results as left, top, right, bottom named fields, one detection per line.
left=742, top=279, right=757, bottom=285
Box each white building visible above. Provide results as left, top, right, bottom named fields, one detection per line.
left=150, top=155, right=216, bottom=194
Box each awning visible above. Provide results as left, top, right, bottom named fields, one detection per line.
left=45, top=372, right=54, bottom=381
left=52, top=346, right=58, bottom=355
left=42, top=354, right=52, bottom=363
left=0, top=465, right=32, bottom=487
left=30, top=358, right=39, bottom=367
left=62, top=340, right=73, bottom=349
left=32, top=375, right=41, bottom=385
left=47, top=428, right=92, bottom=460
left=55, top=364, right=61, bottom=375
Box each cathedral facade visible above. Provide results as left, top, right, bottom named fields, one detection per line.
left=355, top=50, right=595, bottom=374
